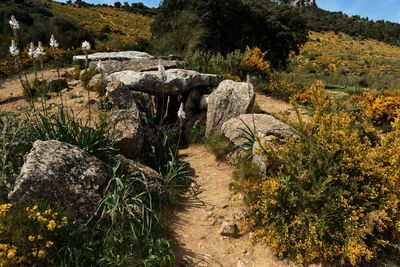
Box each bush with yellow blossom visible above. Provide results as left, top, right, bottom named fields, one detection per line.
left=234, top=81, right=400, bottom=266
left=0, top=203, right=68, bottom=266
left=241, top=46, right=271, bottom=77
left=361, top=91, right=400, bottom=125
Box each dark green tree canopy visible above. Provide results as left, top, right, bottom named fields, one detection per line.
left=153, top=0, right=309, bottom=68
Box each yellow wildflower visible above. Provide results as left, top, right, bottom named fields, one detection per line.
left=38, top=249, right=46, bottom=259
left=47, top=220, right=57, bottom=231
left=7, top=248, right=16, bottom=259
left=37, top=234, right=43, bottom=240
left=45, top=241, right=53, bottom=248
left=28, top=235, right=35, bottom=242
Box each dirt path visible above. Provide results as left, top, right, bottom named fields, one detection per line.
left=169, top=145, right=293, bottom=267
left=255, top=93, right=309, bottom=123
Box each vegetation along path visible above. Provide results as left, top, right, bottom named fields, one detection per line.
left=168, top=145, right=292, bottom=267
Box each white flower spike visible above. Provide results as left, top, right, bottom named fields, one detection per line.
left=50, top=34, right=59, bottom=49
left=81, top=41, right=91, bottom=51
left=246, top=74, right=253, bottom=91
left=177, top=102, right=186, bottom=120
left=9, top=15, right=19, bottom=31
left=96, top=60, right=105, bottom=72
left=28, top=42, right=36, bottom=58
left=9, top=40, right=19, bottom=57
left=35, top=41, right=45, bottom=58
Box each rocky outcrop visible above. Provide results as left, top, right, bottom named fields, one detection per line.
left=114, top=154, right=164, bottom=194
left=221, top=114, right=298, bottom=146
left=206, top=80, right=255, bottom=138
left=106, top=81, right=136, bottom=110
left=88, top=59, right=178, bottom=74
left=105, top=69, right=219, bottom=96
left=270, top=0, right=316, bottom=7
left=110, top=105, right=144, bottom=160
left=73, top=51, right=153, bottom=67
left=46, top=78, right=68, bottom=93
left=8, top=140, right=109, bottom=219
left=87, top=74, right=103, bottom=89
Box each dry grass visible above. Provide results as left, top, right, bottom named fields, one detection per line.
left=51, top=2, right=153, bottom=48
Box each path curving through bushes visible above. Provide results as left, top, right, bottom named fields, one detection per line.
left=167, top=145, right=292, bottom=267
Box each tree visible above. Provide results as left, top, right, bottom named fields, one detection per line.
left=114, top=1, right=121, bottom=8
left=153, top=0, right=308, bottom=68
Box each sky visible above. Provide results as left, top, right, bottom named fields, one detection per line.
left=316, top=0, right=400, bottom=23
left=56, top=0, right=400, bottom=23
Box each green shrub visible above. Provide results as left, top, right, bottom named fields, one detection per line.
left=79, top=68, right=97, bottom=89
left=0, top=113, right=34, bottom=198
left=188, top=120, right=206, bottom=144
left=236, top=82, right=400, bottom=266
left=181, top=50, right=243, bottom=78
left=29, top=107, right=115, bottom=161
left=206, top=135, right=233, bottom=162
left=0, top=203, right=69, bottom=266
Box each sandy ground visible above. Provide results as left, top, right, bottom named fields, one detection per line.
left=168, top=145, right=294, bottom=267
left=0, top=69, right=100, bottom=119
left=255, top=93, right=309, bottom=123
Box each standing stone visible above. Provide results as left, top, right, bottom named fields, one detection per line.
left=8, top=140, right=109, bottom=219
left=110, top=104, right=144, bottom=159
left=221, top=114, right=298, bottom=146
left=206, top=80, right=255, bottom=138
left=106, top=81, right=136, bottom=110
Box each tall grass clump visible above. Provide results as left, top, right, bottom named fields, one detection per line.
left=29, top=107, right=115, bottom=161
left=235, top=81, right=400, bottom=266
left=0, top=113, right=34, bottom=199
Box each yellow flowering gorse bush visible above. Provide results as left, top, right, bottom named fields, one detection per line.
left=235, top=81, right=400, bottom=266
left=241, top=46, right=271, bottom=77
left=361, top=92, right=400, bottom=125
left=0, top=204, right=68, bottom=266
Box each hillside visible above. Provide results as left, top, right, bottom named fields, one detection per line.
left=276, top=31, right=400, bottom=91
left=51, top=2, right=153, bottom=50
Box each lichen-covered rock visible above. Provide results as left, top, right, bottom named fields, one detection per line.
left=87, top=73, right=103, bottom=89
left=73, top=51, right=154, bottom=67
left=106, top=69, right=219, bottom=96
left=221, top=114, right=298, bottom=146
left=110, top=105, right=144, bottom=159
left=47, top=78, right=68, bottom=93
left=206, top=80, right=255, bottom=138
left=114, top=154, right=164, bottom=194
left=88, top=58, right=178, bottom=74
left=8, top=140, right=109, bottom=219
left=106, top=81, right=136, bottom=110
left=252, top=135, right=280, bottom=176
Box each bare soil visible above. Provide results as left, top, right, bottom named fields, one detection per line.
left=168, top=145, right=293, bottom=267
left=0, top=68, right=100, bottom=119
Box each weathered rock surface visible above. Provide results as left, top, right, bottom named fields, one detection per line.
left=106, top=81, right=136, bottom=110
left=114, top=154, right=164, bottom=194
left=206, top=80, right=255, bottom=138
left=220, top=221, right=240, bottom=238
left=88, top=73, right=103, bottom=89
left=110, top=105, right=144, bottom=159
left=73, top=51, right=153, bottom=67
left=221, top=114, right=298, bottom=146
left=47, top=78, right=68, bottom=93
left=8, top=140, right=109, bottom=219
left=105, top=69, right=219, bottom=96
left=88, top=58, right=178, bottom=74
left=252, top=135, right=280, bottom=176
